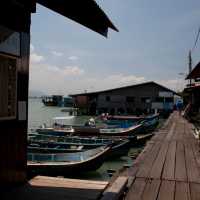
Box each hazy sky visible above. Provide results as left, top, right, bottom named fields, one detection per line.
left=30, top=0, right=200, bottom=95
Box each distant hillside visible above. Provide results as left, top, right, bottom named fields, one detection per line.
left=29, top=90, right=46, bottom=98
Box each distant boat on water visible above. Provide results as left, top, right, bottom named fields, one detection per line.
left=42, top=95, right=63, bottom=106
left=42, top=95, right=74, bottom=107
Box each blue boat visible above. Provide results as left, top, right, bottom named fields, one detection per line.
left=27, top=146, right=111, bottom=176
left=28, top=134, right=132, bottom=159
left=104, top=114, right=159, bottom=131
left=139, top=114, right=159, bottom=133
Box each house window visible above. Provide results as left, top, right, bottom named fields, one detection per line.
left=156, top=97, right=164, bottom=102
left=106, top=96, right=110, bottom=102
left=127, top=107, right=134, bottom=114
left=0, top=55, right=17, bottom=120
left=141, top=97, right=151, bottom=103
left=165, top=97, right=173, bottom=103
left=117, top=108, right=125, bottom=114
left=126, top=96, right=135, bottom=103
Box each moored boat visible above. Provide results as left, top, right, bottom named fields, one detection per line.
left=106, top=139, right=131, bottom=159
left=27, top=146, right=111, bottom=176
left=28, top=135, right=133, bottom=158
left=29, top=134, right=113, bottom=149
left=36, top=123, right=142, bottom=137
left=139, top=114, right=159, bottom=134
left=106, top=115, right=144, bottom=121
left=104, top=113, right=159, bottom=125
left=28, top=144, right=84, bottom=153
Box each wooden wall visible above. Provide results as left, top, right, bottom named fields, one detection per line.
left=96, top=83, right=173, bottom=114
left=0, top=1, right=32, bottom=185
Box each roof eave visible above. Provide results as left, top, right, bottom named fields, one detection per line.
left=36, top=0, right=118, bottom=37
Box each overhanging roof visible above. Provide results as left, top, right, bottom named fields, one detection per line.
left=37, top=0, right=118, bottom=37
left=186, top=61, right=200, bottom=79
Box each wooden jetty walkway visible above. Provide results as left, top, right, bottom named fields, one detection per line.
left=102, top=111, right=200, bottom=200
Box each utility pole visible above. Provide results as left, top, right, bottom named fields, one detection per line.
left=188, top=50, right=192, bottom=86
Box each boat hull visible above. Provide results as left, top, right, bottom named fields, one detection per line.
left=36, top=124, right=142, bottom=137
left=27, top=146, right=111, bottom=176
left=107, top=139, right=131, bottom=159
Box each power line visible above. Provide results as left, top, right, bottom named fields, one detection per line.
left=191, top=27, right=200, bottom=52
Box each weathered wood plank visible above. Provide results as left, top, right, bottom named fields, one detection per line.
left=191, top=141, right=200, bottom=172
left=128, top=141, right=155, bottom=178
left=125, top=178, right=146, bottom=200
left=157, top=180, right=175, bottom=200
left=141, top=179, right=161, bottom=200
left=31, top=176, right=108, bottom=186
left=175, top=142, right=187, bottom=182
left=172, top=124, right=178, bottom=141
left=165, top=123, right=176, bottom=141
left=152, top=133, right=166, bottom=141
left=162, top=141, right=176, bottom=180
left=184, top=142, right=200, bottom=183
left=101, top=176, right=128, bottom=200
left=26, top=176, right=108, bottom=200
left=136, top=142, right=161, bottom=178
left=149, top=142, right=169, bottom=179
left=175, top=182, right=190, bottom=200
left=190, top=182, right=200, bottom=200
left=30, top=176, right=108, bottom=190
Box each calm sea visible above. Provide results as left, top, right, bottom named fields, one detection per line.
left=28, top=98, right=142, bottom=181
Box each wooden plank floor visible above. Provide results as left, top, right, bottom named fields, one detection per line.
left=2, top=176, right=108, bottom=200
left=124, top=111, right=200, bottom=200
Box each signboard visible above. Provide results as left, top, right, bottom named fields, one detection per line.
left=0, top=26, right=20, bottom=56
left=159, top=91, right=173, bottom=98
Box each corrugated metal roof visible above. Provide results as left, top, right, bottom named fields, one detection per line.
left=37, top=0, right=118, bottom=37
left=70, top=81, right=178, bottom=97
left=186, top=61, right=200, bottom=79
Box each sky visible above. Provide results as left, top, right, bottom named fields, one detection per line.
left=29, top=0, right=200, bottom=96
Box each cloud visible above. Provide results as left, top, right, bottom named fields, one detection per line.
left=45, top=65, right=84, bottom=76
left=30, top=53, right=44, bottom=64
left=30, top=44, right=44, bottom=64
left=68, top=56, right=78, bottom=61
left=62, top=66, right=84, bottom=76
left=29, top=53, right=186, bottom=95
left=51, top=51, right=63, bottom=57
left=68, top=74, right=147, bottom=94
left=29, top=62, right=85, bottom=94
left=68, top=76, right=187, bottom=94
left=30, top=44, right=34, bottom=52
left=29, top=65, right=146, bottom=95
left=105, top=74, right=145, bottom=85
left=157, top=79, right=187, bottom=92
